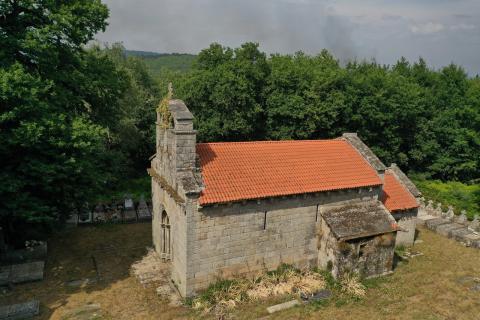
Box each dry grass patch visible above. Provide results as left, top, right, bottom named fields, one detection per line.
left=189, top=264, right=326, bottom=317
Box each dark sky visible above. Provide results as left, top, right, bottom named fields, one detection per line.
left=96, top=0, right=480, bottom=75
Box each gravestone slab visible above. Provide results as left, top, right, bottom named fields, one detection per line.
left=77, top=211, right=92, bottom=224
left=301, top=289, right=332, bottom=302
left=122, top=197, right=137, bottom=222
left=266, top=299, right=300, bottom=314
left=458, top=233, right=480, bottom=246
left=449, top=228, right=474, bottom=242
left=471, top=239, right=480, bottom=249
left=136, top=196, right=151, bottom=220
left=435, top=223, right=465, bottom=237
left=0, top=300, right=39, bottom=320
left=93, top=204, right=106, bottom=223
left=65, top=213, right=78, bottom=227
left=425, top=218, right=450, bottom=231
left=0, top=261, right=44, bottom=285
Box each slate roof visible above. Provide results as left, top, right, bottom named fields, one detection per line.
left=322, top=200, right=396, bottom=241
left=382, top=171, right=419, bottom=212
left=196, top=140, right=383, bottom=206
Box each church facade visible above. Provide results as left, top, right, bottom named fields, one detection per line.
left=149, top=99, right=420, bottom=297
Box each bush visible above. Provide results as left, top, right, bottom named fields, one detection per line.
left=412, top=177, right=480, bottom=219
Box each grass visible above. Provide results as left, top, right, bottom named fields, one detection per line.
left=412, top=177, right=480, bottom=219
left=4, top=223, right=480, bottom=319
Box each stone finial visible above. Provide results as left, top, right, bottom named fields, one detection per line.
left=426, top=200, right=434, bottom=212
left=445, top=206, right=455, bottom=220
left=419, top=197, right=426, bottom=206
left=456, top=210, right=468, bottom=224
left=469, top=215, right=479, bottom=232
left=168, top=82, right=173, bottom=98
left=434, top=202, right=443, bottom=217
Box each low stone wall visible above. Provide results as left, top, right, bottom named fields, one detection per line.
left=417, top=198, right=480, bottom=248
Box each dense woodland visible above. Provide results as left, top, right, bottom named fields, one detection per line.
left=0, top=1, right=479, bottom=244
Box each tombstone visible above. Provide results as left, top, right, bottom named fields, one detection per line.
left=93, top=204, right=107, bottom=223
left=137, top=195, right=152, bottom=220
left=122, top=196, right=137, bottom=222
left=65, top=212, right=78, bottom=227
left=78, top=203, right=92, bottom=224
left=105, top=204, right=120, bottom=223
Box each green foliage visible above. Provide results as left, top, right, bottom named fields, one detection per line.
left=0, top=2, right=159, bottom=246
left=412, top=177, right=480, bottom=219
left=165, top=43, right=479, bottom=182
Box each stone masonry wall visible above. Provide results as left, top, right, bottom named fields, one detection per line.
left=392, top=209, right=418, bottom=247
left=187, top=187, right=382, bottom=294
left=151, top=176, right=189, bottom=295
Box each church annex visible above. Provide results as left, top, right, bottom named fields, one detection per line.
left=148, top=98, right=421, bottom=297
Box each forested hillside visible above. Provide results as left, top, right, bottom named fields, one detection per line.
left=140, top=53, right=197, bottom=79
left=1, top=2, right=478, bottom=245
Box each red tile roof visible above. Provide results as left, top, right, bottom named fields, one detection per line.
left=196, top=140, right=383, bottom=205
left=382, top=172, right=419, bottom=212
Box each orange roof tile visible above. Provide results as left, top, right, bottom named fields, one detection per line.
left=196, top=140, right=383, bottom=205
left=382, top=172, right=419, bottom=212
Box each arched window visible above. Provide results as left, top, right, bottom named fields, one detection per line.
left=161, top=211, right=171, bottom=260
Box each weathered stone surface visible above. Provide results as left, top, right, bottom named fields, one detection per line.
left=435, top=223, right=465, bottom=237
left=1, top=243, right=47, bottom=264
left=458, top=233, right=480, bottom=246
left=137, top=196, right=151, bottom=220
left=322, top=200, right=395, bottom=241
left=0, top=261, right=44, bottom=285
left=0, top=300, right=39, bottom=320
left=266, top=299, right=300, bottom=314
left=62, top=304, right=102, bottom=320
left=424, top=218, right=450, bottom=231
left=301, top=289, right=332, bottom=302
left=449, top=228, right=474, bottom=242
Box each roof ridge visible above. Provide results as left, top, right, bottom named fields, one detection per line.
left=197, top=139, right=343, bottom=146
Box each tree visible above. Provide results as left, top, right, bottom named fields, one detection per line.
left=178, top=42, right=270, bottom=142
left=0, top=0, right=117, bottom=245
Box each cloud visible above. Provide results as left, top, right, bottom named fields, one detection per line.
left=409, top=22, right=445, bottom=35
left=450, top=23, right=476, bottom=30
left=96, top=0, right=480, bottom=75
left=96, top=0, right=359, bottom=62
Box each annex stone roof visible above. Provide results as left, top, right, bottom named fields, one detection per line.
left=196, top=140, right=383, bottom=206
left=322, top=200, right=396, bottom=241
left=382, top=170, right=419, bottom=212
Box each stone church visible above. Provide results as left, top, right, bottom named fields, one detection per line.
left=148, top=98, right=421, bottom=297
